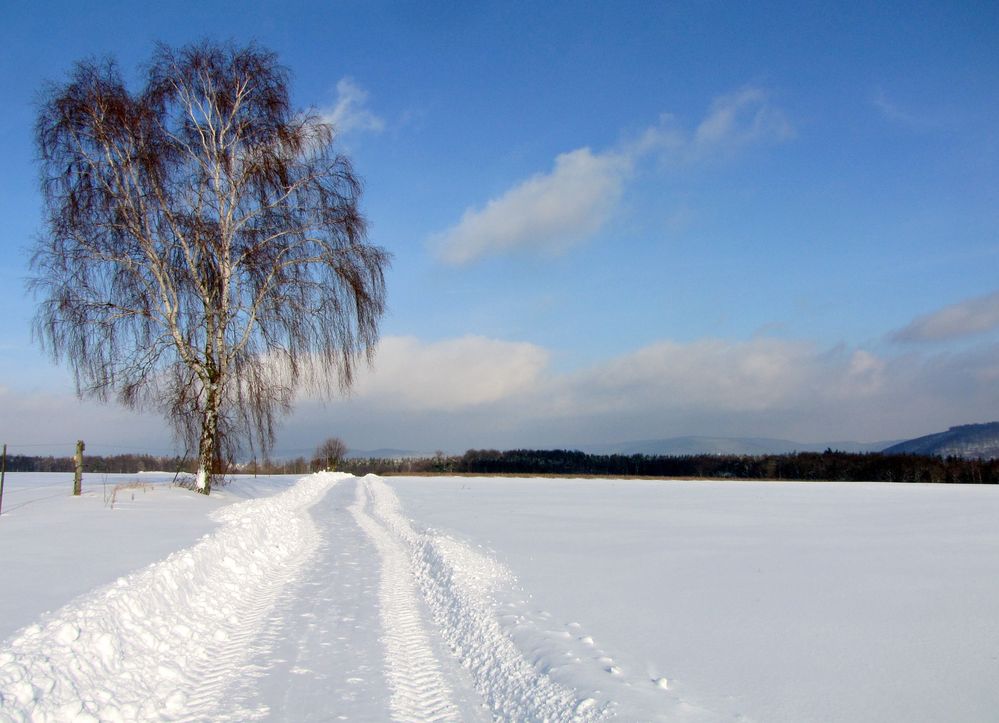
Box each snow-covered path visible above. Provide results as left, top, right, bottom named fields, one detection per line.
left=218, top=475, right=484, bottom=721
left=221, top=475, right=667, bottom=721
left=348, top=476, right=464, bottom=721
left=213, top=475, right=391, bottom=720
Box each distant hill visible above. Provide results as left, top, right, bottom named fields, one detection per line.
left=882, top=422, right=999, bottom=460
left=345, top=428, right=999, bottom=462
left=581, top=436, right=894, bottom=456
left=346, top=448, right=426, bottom=459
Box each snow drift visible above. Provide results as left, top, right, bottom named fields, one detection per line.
left=0, top=472, right=340, bottom=722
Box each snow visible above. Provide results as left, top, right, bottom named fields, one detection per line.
left=0, top=472, right=303, bottom=642
left=390, top=476, right=999, bottom=722
left=0, top=472, right=335, bottom=721
left=1, top=472, right=998, bottom=721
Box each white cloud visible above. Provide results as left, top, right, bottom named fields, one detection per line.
left=348, top=335, right=549, bottom=411
left=8, top=333, right=999, bottom=456
left=842, top=349, right=887, bottom=395
left=321, top=77, right=385, bottom=135
left=279, top=333, right=999, bottom=452
left=623, top=87, right=792, bottom=164
left=892, top=290, right=999, bottom=342
left=693, top=87, right=794, bottom=154
left=431, top=148, right=630, bottom=265
left=432, top=86, right=793, bottom=265
left=556, top=338, right=817, bottom=416
left=550, top=339, right=999, bottom=445
left=542, top=338, right=897, bottom=427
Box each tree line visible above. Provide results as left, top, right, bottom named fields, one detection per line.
left=0, top=451, right=423, bottom=477
left=4, top=453, right=192, bottom=474
left=370, top=448, right=999, bottom=484
left=6, top=448, right=996, bottom=483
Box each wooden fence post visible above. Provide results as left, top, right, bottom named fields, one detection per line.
left=0, top=443, right=6, bottom=516
left=73, top=440, right=85, bottom=496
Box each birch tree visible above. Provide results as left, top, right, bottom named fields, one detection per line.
left=31, top=42, right=388, bottom=494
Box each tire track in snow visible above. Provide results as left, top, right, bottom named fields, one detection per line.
left=364, top=475, right=607, bottom=722
left=349, top=478, right=459, bottom=722
left=213, top=480, right=392, bottom=721
left=178, top=546, right=314, bottom=719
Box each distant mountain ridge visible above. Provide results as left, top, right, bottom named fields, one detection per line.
left=345, top=425, right=999, bottom=461
left=346, top=448, right=426, bottom=459
left=581, top=436, right=894, bottom=456
left=882, top=422, right=999, bottom=460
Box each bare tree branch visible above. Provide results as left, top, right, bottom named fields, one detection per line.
left=31, top=41, right=389, bottom=494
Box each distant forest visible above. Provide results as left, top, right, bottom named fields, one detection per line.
left=2, top=453, right=310, bottom=476
left=3, top=453, right=198, bottom=475
left=4, top=449, right=998, bottom=484
left=428, top=449, right=998, bottom=484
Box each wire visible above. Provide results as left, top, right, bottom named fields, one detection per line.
left=0, top=441, right=182, bottom=454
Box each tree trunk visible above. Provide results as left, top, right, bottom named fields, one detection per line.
left=195, top=382, right=220, bottom=495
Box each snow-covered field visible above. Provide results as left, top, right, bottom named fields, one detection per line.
left=1, top=472, right=997, bottom=721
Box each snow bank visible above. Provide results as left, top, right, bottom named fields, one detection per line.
left=0, top=472, right=340, bottom=722
left=0, top=472, right=307, bottom=641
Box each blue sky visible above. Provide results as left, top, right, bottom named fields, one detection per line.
left=1, top=1, right=998, bottom=456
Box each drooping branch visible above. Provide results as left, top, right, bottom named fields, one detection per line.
left=31, top=41, right=389, bottom=493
